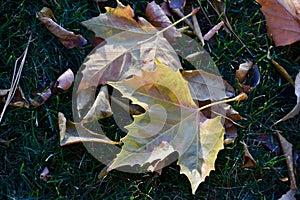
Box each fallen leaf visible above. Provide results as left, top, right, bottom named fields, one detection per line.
left=58, top=112, right=118, bottom=146
left=0, top=87, right=29, bottom=108
left=192, top=10, right=204, bottom=45
left=241, top=141, right=257, bottom=168
left=52, top=68, right=74, bottom=93
left=82, top=85, right=113, bottom=123
left=146, top=1, right=181, bottom=40
left=37, top=7, right=87, bottom=49
left=236, top=60, right=260, bottom=93
left=108, top=62, right=225, bottom=194
left=274, top=72, right=300, bottom=125
left=271, top=58, right=295, bottom=87
left=161, top=2, right=173, bottom=16
left=82, top=1, right=156, bottom=40
left=182, top=69, right=235, bottom=101
left=30, top=69, right=74, bottom=107
left=255, top=0, right=300, bottom=46
left=277, top=132, right=298, bottom=199
left=211, top=0, right=233, bottom=33
left=40, top=167, right=49, bottom=181
left=77, top=3, right=182, bottom=117
left=279, top=189, right=296, bottom=200
left=168, top=0, right=186, bottom=10
left=236, top=60, right=254, bottom=82
left=203, top=21, right=224, bottom=41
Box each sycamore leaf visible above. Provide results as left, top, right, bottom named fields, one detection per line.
left=77, top=3, right=181, bottom=118
left=107, top=62, right=224, bottom=194
left=274, top=72, right=300, bottom=125
left=146, top=1, right=181, bottom=40
left=81, top=1, right=156, bottom=40
left=255, top=0, right=300, bottom=46
left=82, top=85, right=112, bottom=123
left=58, top=112, right=118, bottom=146
left=37, top=7, right=87, bottom=49
left=182, top=69, right=235, bottom=101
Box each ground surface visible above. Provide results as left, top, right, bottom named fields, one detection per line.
left=0, top=0, right=299, bottom=199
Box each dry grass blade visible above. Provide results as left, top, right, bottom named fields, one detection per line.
left=0, top=34, right=32, bottom=123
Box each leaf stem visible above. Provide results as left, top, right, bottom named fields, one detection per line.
left=156, top=7, right=200, bottom=36
left=198, top=93, right=247, bottom=111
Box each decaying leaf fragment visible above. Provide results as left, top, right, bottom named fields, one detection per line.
left=37, top=7, right=87, bottom=49
left=277, top=132, right=298, bottom=200
left=108, top=62, right=225, bottom=194
left=40, top=167, right=49, bottom=181
left=0, top=87, right=29, bottom=108
left=30, top=69, right=74, bottom=107
left=203, top=21, right=224, bottom=41
left=82, top=85, right=112, bottom=123
left=274, top=72, right=300, bottom=125
left=78, top=2, right=182, bottom=117
left=145, top=1, right=181, bottom=40
left=58, top=112, right=118, bottom=146
left=236, top=60, right=260, bottom=93
left=241, top=141, right=257, bottom=168
left=255, top=0, right=300, bottom=46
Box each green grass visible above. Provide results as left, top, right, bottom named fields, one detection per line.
left=1, top=0, right=299, bottom=199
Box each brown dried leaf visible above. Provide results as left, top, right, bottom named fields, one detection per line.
left=236, top=60, right=260, bottom=93
left=277, top=132, right=298, bottom=198
left=82, top=85, right=112, bottom=123
left=274, top=72, right=300, bottom=125
left=271, top=58, right=295, bottom=87
left=211, top=0, right=233, bottom=33
left=241, top=141, right=257, bottom=168
left=58, top=112, right=118, bottom=146
left=168, top=0, right=186, bottom=10
left=182, top=69, right=235, bottom=101
left=161, top=2, right=173, bottom=16
left=192, top=11, right=204, bottom=45
left=203, top=21, right=224, bottom=41
left=146, top=1, right=181, bottom=39
left=37, top=7, right=87, bottom=49
left=255, top=0, right=300, bottom=46
left=30, top=88, right=52, bottom=107
left=52, top=68, right=74, bottom=94
left=0, top=88, right=29, bottom=108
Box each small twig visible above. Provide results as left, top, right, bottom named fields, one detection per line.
left=0, top=34, right=32, bottom=123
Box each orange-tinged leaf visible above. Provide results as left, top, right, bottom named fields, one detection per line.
left=37, top=7, right=87, bottom=49
left=255, top=0, right=300, bottom=46
left=108, top=62, right=224, bottom=194
left=82, top=1, right=156, bottom=40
